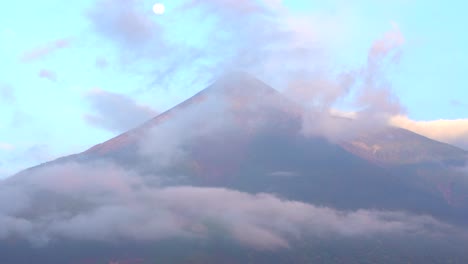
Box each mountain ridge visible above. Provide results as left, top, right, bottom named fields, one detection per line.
left=4, top=72, right=468, bottom=264
left=24, top=73, right=466, bottom=173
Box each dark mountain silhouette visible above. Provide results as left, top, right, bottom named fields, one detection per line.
left=5, top=72, right=468, bottom=263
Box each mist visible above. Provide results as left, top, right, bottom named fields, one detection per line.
left=0, top=161, right=460, bottom=250
left=1, top=1, right=467, bottom=263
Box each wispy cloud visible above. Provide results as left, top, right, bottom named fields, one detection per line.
left=83, top=88, right=157, bottom=133
left=21, top=144, right=53, bottom=163
left=390, top=115, right=468, bottom=150
left=20, top=38, right=71, bottom=62
left=81, top=0, right=406, bottom=131
left=451, top=99, right=467, bottom=108
left=87, top=0, right=158, bottom=47
left=38, top=69, right=57, bottom=82
left=298, top=25, right=405, bottom=142
left=95, top=57, right=109, bottom=69
left=137, top=92, right=235, bottom=170
left=0, top=83, right=15, bottom=103
left=369, top=23, right=405, bottom=60
left=82, top=0, right=410, bottom=146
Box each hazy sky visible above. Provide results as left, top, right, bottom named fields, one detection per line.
left=1, top=0, right=467, bottom=178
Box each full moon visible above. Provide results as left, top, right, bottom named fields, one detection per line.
left=152, top=3, right=165, bottom=15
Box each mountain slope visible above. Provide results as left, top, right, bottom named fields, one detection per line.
left=5, top=72, right=468, bottom=263
left=19, top=73, right=467, bottom=218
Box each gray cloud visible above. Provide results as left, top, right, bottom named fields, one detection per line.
left=86, top=0, right=169, bottom=70
left=87, top=0, right=157, bottom=47
left=84, top=88, right=157, bottom=133
left=0, top=161, right=457, bottom=249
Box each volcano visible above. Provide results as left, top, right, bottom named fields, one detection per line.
left=3, top=73, right=468, bottom=263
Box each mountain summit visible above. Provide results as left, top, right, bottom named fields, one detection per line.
left=81, top=72, right=299, bottom=156
left=5, top=73, right=468, bottom=263
left=24, top=73, right=467, bottom=209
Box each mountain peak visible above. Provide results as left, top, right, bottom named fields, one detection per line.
left=215, top=71, right=259, bottom=83
left=207, top=71, right=278, bottom=96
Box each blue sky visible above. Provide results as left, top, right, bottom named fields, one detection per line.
left=1, top=0, right=467, bottom=178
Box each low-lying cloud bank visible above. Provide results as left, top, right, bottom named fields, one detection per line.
left=0, top=162, right=458, bottom=249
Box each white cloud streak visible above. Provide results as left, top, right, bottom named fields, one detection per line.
left=390, top=115, right=468, bottom=150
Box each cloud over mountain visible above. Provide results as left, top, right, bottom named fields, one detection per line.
left=84, top=88, right=157, bottom=133
left=0, top=161, right=457, bottom=249
left=390, top=115, right=468, bottom=150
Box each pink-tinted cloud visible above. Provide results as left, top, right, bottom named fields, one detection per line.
left=0, top=162, right=458, bottom=249
left=0, top=142, right=14, bottom=151
left=298, top=25, right=406, bottom=141
left=38, top=69, right=57, bottom=82
left=369, top=24, right=405, bottom=61
left=87, top=0, right=159, bottom=47
left=20, top=38, right=71, bottom=62
left=359, top=25, right=405, bottom=115
left=390, top=115, right=468, bottom=150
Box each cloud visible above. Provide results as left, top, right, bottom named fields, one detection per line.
left=298, top=26, right=405, bottom=142
left=451, top=99, right=467, bottom=108
left=176, top=0, right=289, bottom=78
left=390, top=115, right=468, bottom=150
left=369, top=23, right=405, bottom=60
left=167, top=2, right=406, bottom=143
left=0, top=143, right=14, bottom=151
left=82, top=0, right=406, bottom=129
left=0, top=83, right=15, bottom=103
left=22, top=144, right=53, bottom=163
left=20, top=38, right=70, bottom=62
left=86, top=0, right=161, bottom=48
left=83, top=88, right=157, bottom=133
left=95, top=57, right=109, bottom=69
left=135, top=74, right=302, bottom=173
left=357, top=24, right=405, bottom=116
left=38, top=69, right=57, bottom=82
left=85, top=0, right=201, bottom=91
left=83, top=0, right=332, bottom=91
left=0, top=161, right=457, bottom=249
left=137, top=92, right=235, bottom=170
